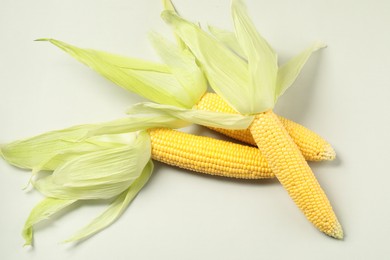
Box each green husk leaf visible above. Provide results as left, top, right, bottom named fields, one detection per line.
left=53, top=132, right=150, bottom=186
left=163, top=1, right=322, bottom=113
left=162, top=0, right=187, bottom=50
left=85, top=116, right=190, bottom=137
left=22, top=198, right=77, bottom=246
left=127, top=102, right=254, bottom=129
left=38, top=38, right=196, bottom=108
left=33, top=132, right=151, bottom=200
left=208, top=25, right=246, bottom=58
left=0, top=124, right=98, bottom=170
left=162, top=0, right=176, bottom=13
left=64, top=160, right=153, bottom=243
left=275, top=42, right=326, bottom=98
left=35, top=176, right=131, bottom=200
left=161, top=10, right=254, bottom=115
left=0, top=116, right=188, bottom=171
left=149, top=31, right=207, bottom=105
left=36, top=39, right=169, bottom=73
left=231, top=0, right=278, bottom=113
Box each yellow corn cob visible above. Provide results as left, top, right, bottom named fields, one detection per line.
left=196, top=93, right=335, bottom=161
left=148, top=128, right=273, bottom=179
left=249, top=111, right=343, bottom=239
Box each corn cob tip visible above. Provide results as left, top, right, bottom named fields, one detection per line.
left=326, top=220, right=344, bottom=240
left=320, top=143, right=336, bottom=161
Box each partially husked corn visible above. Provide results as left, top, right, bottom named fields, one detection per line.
left=249, top=111, right=343, bottom=239
left=148, top=128, right=273, bottom=179
left=196, top=93, right=335, bottom=161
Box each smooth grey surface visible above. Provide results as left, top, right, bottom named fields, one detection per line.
left=1, top=0, right=389, bottom=259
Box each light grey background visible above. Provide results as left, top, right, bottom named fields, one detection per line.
left=1, top=0, right=389, bottom=259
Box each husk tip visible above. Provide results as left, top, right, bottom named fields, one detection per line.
left=23, top=242, right=32, bottom=248
left=22, top=231, right=33, bottom=248
left=161, top=10, right=175, bottom=23
left=34, top=38, right=51, bottom=42
left=314, top=41, right=327, bottom=50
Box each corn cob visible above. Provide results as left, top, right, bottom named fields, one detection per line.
left=196, top=93, right=335, bottom=161
left=148, top=128, right=273, bottom=179
left=249, top=111, right=343, bottom=239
